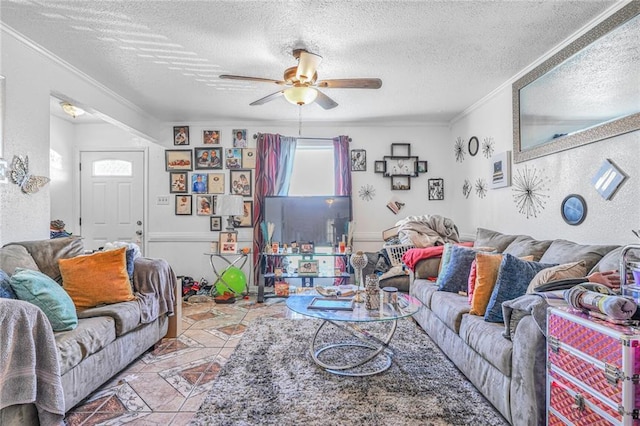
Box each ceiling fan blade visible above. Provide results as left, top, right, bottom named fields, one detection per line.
left=296, top=50, right=322, bottom=84
left=250, top=90, right=285, bottom=106
left=314, top=90, right=338, bottom=110
left=220, top=74, right=286, bottom=85
left=316, top=78, right=382, bottom=89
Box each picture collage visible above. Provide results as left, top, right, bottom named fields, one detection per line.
left=166, top=127, right=255, bottom=246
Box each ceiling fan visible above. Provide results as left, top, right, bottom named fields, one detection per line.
left=220, top=49, right=382, bottom=110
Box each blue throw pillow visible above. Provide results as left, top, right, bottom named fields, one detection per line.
left=10, top=268, right=78, bottom=331
left=437, top=245, right=478, bottom=293
left=484, top=254, right=557, bottom=323
left=0, top=270, right=16, bottom=299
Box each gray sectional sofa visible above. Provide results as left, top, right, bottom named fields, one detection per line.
left=0, top=237, right=178, bottom=425
left=409, top=228, right=621, bottom=426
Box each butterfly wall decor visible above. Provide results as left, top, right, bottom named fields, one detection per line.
left=10, top=155, right=50, bottom=194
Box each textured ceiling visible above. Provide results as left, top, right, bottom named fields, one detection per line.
left=1, top=0, right=617, bottom=124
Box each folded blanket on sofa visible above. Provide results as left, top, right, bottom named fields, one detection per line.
left=564, top=285, right=637, bottom=320
left=0, top=299, right=65, bottom=426
left=133, top=257, right=177, bottom=323
left=501, top=292, right=567, bottom=340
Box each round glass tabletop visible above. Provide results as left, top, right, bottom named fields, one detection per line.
left=286, top=293, right=421, bottom=323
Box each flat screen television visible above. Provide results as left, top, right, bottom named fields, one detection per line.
left=263, top=196, right=352, bottom=247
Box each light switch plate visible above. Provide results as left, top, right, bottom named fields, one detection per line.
left=157, top=196, right=169, bottom=205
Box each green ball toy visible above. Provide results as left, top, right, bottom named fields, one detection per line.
left=215, top=266, right=247, bottom=295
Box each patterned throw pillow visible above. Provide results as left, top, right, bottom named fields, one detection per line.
left=437, top=245, right=479, bottom=293
left=484, top=254, right=556, bottom=323
left=0, top=270, right=17, bottom=299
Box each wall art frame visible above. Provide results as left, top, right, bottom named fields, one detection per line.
left=230, top=169, right=252, bottom=197
left=428, top=178, right=444, bottom=200
left=175, top=195, right=192, bottom=215
left=350, top=149, right=366, bottom=171
left=165, top=149, right=193, bottom=171
left=169, top=171, right=188, bottom=193
left=173, top=126, right=189, bottom=145
left=490, top=151, right=512, bottom=189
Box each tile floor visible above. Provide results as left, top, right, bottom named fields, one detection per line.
left=64, top=296, right=289, bottom=426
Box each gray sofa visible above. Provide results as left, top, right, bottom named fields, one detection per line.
left=409, top=228, right=621, bottom=426
left=0, top=237, right=178, bottom=425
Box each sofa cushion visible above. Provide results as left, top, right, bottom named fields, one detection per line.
left=503, top=236, right=553, bottom=261
left=9, top=268, right=78, bottom=331
left=430, top=290, right=470, bottom=333
left=412, top=279, right=438, bottom=309
left=435, top=243, right=454, bottom=288
left=438, top=245, right=478, bottom=293
left=590, top=246, right=635, bottom=274
left=526, top=261, right=587, bottom=293
left=77, top=301, right=142, bottom=336
left=485, top=254, right=556, bottom=323
left=0, top=244, right=40, bottom=276
left=473, top=228, right=519, bottom=253
left=0, top=270, right=16, bottom=299
left=539, top=239, right=618, bottom=272
left=459, top=314, right=513, bottom=377
left=59, top=247, right=135, bottom=310
left=7, top=237, right=84, bottom=283
left=55, top=316, right=117, bottom=375
left=414, top=258, right=442, bottom=279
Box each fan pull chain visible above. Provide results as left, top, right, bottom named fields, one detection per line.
left=298, top=105, right=302, bottom=136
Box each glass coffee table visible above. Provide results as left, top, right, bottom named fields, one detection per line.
left=286, top=293, right=421, bottom=376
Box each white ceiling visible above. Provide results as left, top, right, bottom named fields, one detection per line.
left=1, top=0, right=617, bottom=125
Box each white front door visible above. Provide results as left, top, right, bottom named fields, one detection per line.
left=80, top=151, right=144, bottom=252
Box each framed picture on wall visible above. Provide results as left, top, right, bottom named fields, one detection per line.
left=173, top=126, right=189, bottom=145
left=219, top=231, right=237, bottom=243
left=242, top=148, right=256, bottom=168
left=169, top=172, right=188, bottom=193
left=350, top=149, right=366, bottom=171
left=490, top=151, right=511, bottom=189
left=203, top=130, right=220, bottom=145
left=196, top=195, right=213, bottom=216
left=210, top=216, right=222, bottom=231
left=230, top=170, right=252, bottom=197
left=191, top=173, right=208, bottom=193
left=175, top=195, right=192, bottom=215
left=234, top=200, right=253, bottom=228
left=226, top=148, right=243, bottom=169
left=232, top=129, right=248, bottom=148
left=165, top=150, right=192, bottom=171
left=207, top=173, right=225, bottom=194
left=194, top=147, right=223, bottom=170
left=428, top=178, right=444, bottom=200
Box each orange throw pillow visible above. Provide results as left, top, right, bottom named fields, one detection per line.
left=59, top=247, right=134, bottom=310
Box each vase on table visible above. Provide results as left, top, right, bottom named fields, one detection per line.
left=365, top=274, right=380, bottom=310
left=350, top=251, right=368, bottom=303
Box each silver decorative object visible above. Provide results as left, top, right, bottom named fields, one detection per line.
left=365, top=274, right=380, bottom=310
left=350, top=251, right=368, bottom=303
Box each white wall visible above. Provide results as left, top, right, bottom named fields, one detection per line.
left=450, top=87, right=640, bottom=245
left=50, top=115, right=75, bottom=231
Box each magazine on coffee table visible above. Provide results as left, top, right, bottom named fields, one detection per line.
left=307, top=297, right=354, bottom=311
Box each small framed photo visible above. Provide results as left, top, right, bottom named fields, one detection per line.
left=196, top=195, right=213, bottom=216
left=298, top=260, right=319, bottom=276
left=490, top=151, right=511, bottom=189
left=417, top=161, right=428, bottom=173
left=235, top=200, right=253, bottom=228
left=592, top=159, right=627, bottom=200
left=210, top=216, right=222, bottom=231
left=374, top=160, right=386, bottom=174
left=175, top=195, right=192, bottom=215
left=221, top=242, right=238, bottom=254
left=233, top=129, right=248, bottom=148
left=203, top=130, right=220, bottom=145
left=169, top=172, right=188, bottom=193
left=165, top=150, right=193, bottom=171
left=230, top=170, right=252, bottom=197
left=192, top=173, right=208, bottom=193
left=350, top=149, right=366, bottom=171
left=428, top=178, right=444, bottom=200
left=207, top=173, right=225, bottom=194
left=391, top=176, right=411, bottom=190
left=210, top=241, right=219, bottom=253
left=391, top=143, right=411, bottom=157
left=225, top=148, right=243, bottom=169
left=220, top=231, right=238, bottom=243
left=300, top=242, right=314, bottom=254
left=195, top=147, right=223, bottom=170
left=173, top=126, right=189, bottom=145
left=242, top=148, right=256, bottom=168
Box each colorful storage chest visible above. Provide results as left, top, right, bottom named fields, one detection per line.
left=547, top=307, right=640, bottom=425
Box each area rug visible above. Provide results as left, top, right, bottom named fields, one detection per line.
left=191, top=318, right=509, bottom=426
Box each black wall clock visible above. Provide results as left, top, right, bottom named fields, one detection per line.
left=561, top=194, right=587, bottom=225
left=468, top=136, right=479, bottom=156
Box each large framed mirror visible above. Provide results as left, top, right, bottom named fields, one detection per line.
left=513, top=2, right=640, bottom=163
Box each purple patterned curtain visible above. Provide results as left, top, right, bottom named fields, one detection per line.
left=333, top=135, right=352, bottom=196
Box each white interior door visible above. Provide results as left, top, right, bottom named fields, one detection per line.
left=80, top=151, right=144, bottom=252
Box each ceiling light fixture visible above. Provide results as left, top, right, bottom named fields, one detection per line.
left=60, top=102, right=85, bottom=118
left=283, top=86, right=318, bottom=106
left=295, top=51, right=322, bottom=83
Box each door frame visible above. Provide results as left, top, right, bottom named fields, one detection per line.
left=75, top=148, right=149, bottom=254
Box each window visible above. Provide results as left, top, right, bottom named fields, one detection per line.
left=92, top=159, right=132, bottom=177
left=288, top=140, right=334, bottom=196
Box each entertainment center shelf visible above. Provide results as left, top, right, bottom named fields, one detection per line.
left=258, top=252, right=352, bottom=303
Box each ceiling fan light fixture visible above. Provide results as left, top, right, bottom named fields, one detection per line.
left=283, top=86, right=318, bottom=106
left=60, top=101, right=85, bottom=118
left=295, top=51, right=322, bottom=83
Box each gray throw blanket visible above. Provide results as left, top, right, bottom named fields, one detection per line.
left=0, top=299, right=65, bottom=426
left=133, top=257, right=176, bottom=323
left=396, top=214, right=460, bottom=247
left=501, top=292, right=567, bottom=340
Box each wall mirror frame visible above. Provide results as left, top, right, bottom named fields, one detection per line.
left=513, top=2, right=640, bottom=163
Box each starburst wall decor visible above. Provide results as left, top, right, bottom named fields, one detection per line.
left=512, top=165, right=550, bottom=219
left=475, top=178, right=487, bottom=198
left=482, top=137, right=495, bottom=159
left=462, top=179, right=472, bottom=199
left=358, top=184, right=375, bottom=201
left=454, top=137, right=465, bottom=163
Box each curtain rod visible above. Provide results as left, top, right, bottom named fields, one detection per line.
left=252, top=133, right=351, bottom=142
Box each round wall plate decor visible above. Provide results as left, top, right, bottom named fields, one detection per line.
left=468, top=136, right=479, bottom=156
left=561, top=194, right=587, bottom=225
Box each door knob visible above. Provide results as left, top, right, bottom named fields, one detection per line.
left=136, top=230, right=143, bottom=236
left=137, top=220, right=143, bottom=225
